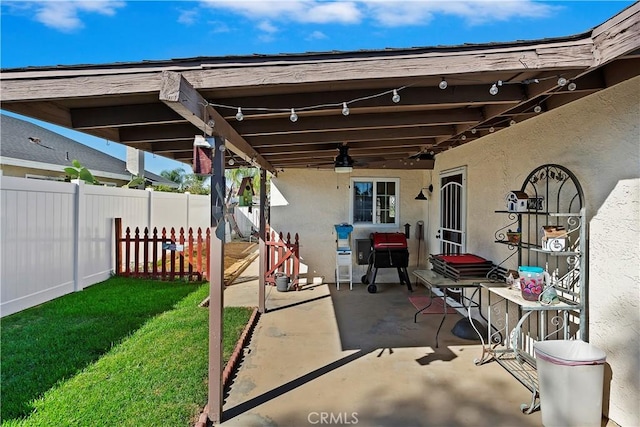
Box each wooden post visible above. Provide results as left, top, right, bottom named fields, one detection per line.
left=259, top=168, right=266, bottom=313
left=208, top=136, right=225, bottom=424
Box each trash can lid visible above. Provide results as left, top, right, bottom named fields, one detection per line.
left=534, top=340, right=606, bottom=366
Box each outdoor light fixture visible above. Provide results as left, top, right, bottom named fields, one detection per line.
left=290, top=108, right=298, bottom=122
left=392, top=89, right=401, bottom=103
left=342, top=102, right=350, bottom=116
left=489, top=80, right=502, bottom=95
left=334, top=145, right=354, bottom=173
left=235, top=107, right=244, bottom=121
left=415, top=184, right=433, bottom=201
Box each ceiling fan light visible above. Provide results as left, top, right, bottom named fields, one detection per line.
left=334, top=145, right=354, bottom=173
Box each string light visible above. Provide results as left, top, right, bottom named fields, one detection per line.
left=471, top=128, right=477, bottom=134
left=534, top=105, right=542, bottom=113
left=199, top=73, right=571, bottom=125
left=392, top=89, right=401, bottom=103
left=460, top=134, right=467, bottom=140
left=228, top=158, right=235, bottom=166
left=509, top=119, right=517, bottom=126
left=489, top=126, right=495, bottom=133
left=489, top=80, right=502, bottom=95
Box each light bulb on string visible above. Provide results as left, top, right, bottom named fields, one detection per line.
left=228, top=158, right=235, bottom=166
left=207, top=119, right=215, bottom=128
left=489, top=126, right=495, bottom=133
left=342, top=102, right=350, bottom=116
left=534, top=105, right=542, bottom=113
left=567, top=82, right=577, bottom=91
left=489, top=81, right=502, bottom=96
left=235, top=107, right=244, bottom=121
left=557, top=77, right=567, bottom=86
left=471, top=128, right=477, bottom=134
left=510, top=119, right=517, bottom=126
left=392, top=89, right=400, bottom=103
left=290, top=108, right=298, bottom=122
left=461, top=134, right=467, bottom=140
left=439, top=78, right=448, bottom=90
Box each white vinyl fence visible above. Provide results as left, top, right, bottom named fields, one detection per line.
left=0, top=176, right=210, bottom=317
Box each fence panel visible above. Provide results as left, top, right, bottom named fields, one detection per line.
left=1, top=177, right=76, bottom=317
left=0, top=177, right=210, bottom=317
left=114, top=218, right=209, bottom=281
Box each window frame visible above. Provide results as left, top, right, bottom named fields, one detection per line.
left=349, top=177, right=400, bottom=228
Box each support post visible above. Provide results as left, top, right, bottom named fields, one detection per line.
left=208, top=136, right=225, bottom=424
left=258, top=168, right=267, bottom=314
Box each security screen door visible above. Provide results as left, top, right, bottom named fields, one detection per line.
left=438, top=167, right=466, bottom=254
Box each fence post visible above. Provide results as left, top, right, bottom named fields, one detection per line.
left=72, top=179, right=85, bottom=291
left=115, top=218, right=122, bottom=275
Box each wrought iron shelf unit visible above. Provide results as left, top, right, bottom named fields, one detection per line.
left=477, top=164, right=586, bottom=414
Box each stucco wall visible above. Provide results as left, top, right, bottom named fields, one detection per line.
left=270, top=76, right=638, bottom=425
left=270, top=169, right=428, bottom=285
left=431, top=76, right=639, bottom=426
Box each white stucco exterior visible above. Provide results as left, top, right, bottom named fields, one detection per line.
left=270, top=76, right=639, bottom=425
left=430, top=76, right=639, bottom=426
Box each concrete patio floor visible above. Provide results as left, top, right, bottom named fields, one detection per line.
left=220, top=258, right=544, bottom=427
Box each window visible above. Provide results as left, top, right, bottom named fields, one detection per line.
left=351, top=178, right=399, bottom=226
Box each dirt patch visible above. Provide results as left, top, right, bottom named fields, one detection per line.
left=224, top=241, right=258, bottom=271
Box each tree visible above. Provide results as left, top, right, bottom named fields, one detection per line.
left=160, top=168, right=186, bottom=189
left=182, top=174, right=210, bottom=195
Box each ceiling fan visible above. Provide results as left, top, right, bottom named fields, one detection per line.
left=408, top=150, right=435, bottom=161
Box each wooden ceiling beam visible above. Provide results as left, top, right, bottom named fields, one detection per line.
left=158, top=70, right=275, bottom=173
left=70, top=103, right=185, bottom=129
left=248, top=125, right=453, bottom=147
left=211, top=84, right=525, bottom=117
left=235, top=108, right=483, bottom=136
left=258, top=139, right=432, bottom=155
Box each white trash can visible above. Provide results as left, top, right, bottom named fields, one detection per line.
left=534, top=340, right=606, bottom=427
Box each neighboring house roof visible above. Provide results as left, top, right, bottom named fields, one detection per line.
left=0, top=114, right=175, bottom=186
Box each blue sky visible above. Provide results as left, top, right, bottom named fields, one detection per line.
left=1, top=0, right=635, bottom=175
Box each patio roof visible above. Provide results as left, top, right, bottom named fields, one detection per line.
left=1, top=4, right=639, bottom=175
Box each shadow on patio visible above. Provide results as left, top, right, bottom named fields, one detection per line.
left=221, top=264, right=543, bottom=427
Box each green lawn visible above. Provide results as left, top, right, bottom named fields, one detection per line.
left=1, top=277, right=253, bottom=426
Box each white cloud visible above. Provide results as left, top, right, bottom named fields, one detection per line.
left=200, top=0, right=361, bottom=24
left=178, top=9, right=198, bottom=25
left=363, top=1, right=558, bottom=27
left=257, top=20, right=278, bottom=34
left=200, top=0, right=558, bottom=28
left=28, top=0, right=125, bottom=32
left=306, top=30, right=328, bottom=41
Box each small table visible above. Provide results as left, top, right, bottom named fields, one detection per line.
left=412, top=270, right=485, bottom=348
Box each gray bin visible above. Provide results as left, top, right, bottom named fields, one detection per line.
left=534, top=340, right=606, bottom=427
